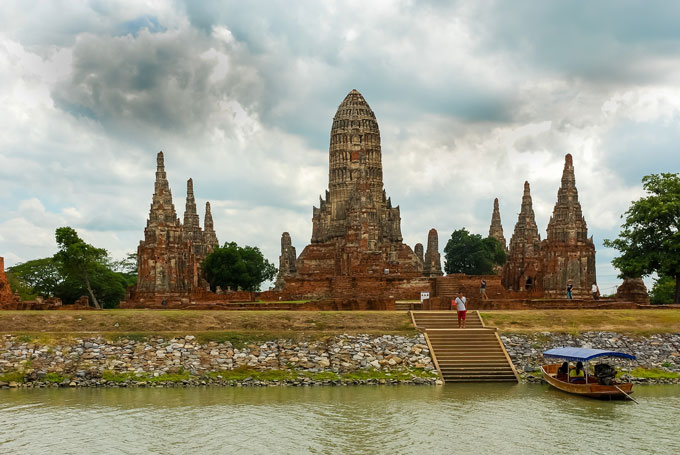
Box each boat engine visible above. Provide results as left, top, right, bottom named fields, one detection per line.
left=594, top=363, right=617, bottom=385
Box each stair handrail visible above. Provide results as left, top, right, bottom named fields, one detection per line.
left=423, top=330, right=443, bottom=383
left=494, top=331, right=520, bottom=381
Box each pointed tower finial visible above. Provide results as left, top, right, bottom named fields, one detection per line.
left=147, top=150, right=177, bottom=226
left=203, top=201, right=218, bottom=249
left=489, top=197, right=507, bottom=251
left=546, top=153, right=588, bottom=243
left=183, top=178, right=200, bottom=232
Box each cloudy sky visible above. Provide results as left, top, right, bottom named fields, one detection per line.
left=1, top=0, right=679, bottom=293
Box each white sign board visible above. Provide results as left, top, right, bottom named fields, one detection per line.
left=420, top=292, right=430, bottom=302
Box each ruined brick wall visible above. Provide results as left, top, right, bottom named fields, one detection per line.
left=0, top=257, right=16, bottom=304
left=616, top=278, right=650, bottom=305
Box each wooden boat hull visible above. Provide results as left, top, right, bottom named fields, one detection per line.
left=541, top=364, right=634, bottom=399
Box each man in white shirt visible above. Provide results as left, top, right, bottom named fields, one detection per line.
left=591, top=283, right=600, bottom=300
left=454, top=292, right=467, bottom=328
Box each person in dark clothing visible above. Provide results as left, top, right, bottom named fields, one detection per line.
left=566, top=282, right=573, bottom=299
left=556, top=361, right=569, bottom=380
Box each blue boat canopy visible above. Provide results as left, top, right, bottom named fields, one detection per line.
left=543, top=347, right=636, bottom=361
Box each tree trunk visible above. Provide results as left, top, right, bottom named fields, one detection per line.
left=84, top=274, right=102, bottom=309
left=675, top=273, right=680, bottom=305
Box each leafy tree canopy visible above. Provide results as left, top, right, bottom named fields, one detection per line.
left=443, top=228, right=507, bottom=275
left=603, top=173, right=680, bottom=303
left=650, top=275, right=675, bottom=305
left=202, top=242, right=277, bottom=292
left=7, top=258, right=63, bottom=300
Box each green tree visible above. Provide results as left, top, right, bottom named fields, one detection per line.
left=7, top=258, right=63, bottom=299
left=604, top=173, right=680, bottom=303
left=53, top=227, right=109, bottom=309
left=650, top=275, right=675, bottom=305
left=443, top=228, right=507, bottom=275
left=202, top=242, right=277, bottom=292
left=111, top=252, right=138, bottom=284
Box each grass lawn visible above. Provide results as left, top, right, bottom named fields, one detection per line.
left=0, top=310, right=416, bottom=339
left=481, top=309, right=680, bottom=335
left=1, top=309, right=678, bottom=338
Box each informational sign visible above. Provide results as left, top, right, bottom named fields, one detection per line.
left=420, top=292, right=430, bottom=302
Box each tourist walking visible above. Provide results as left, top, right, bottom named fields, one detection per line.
left=480, top=279, right=488, bottom=300
left=455, top=291, right=467, bottom=329
left=591, top=282, right=600, bottom=300
left=566, top=282, right=573, bottom=299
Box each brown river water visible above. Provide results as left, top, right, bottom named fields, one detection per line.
left=1, top=383, right=679, bottom=454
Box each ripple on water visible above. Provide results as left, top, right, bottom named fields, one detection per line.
left=0, top=384, right=679, bottom=455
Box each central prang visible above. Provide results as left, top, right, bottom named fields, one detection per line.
left=278, top=89, right=423, bottom=288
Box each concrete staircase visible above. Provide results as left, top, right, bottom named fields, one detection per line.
left=410, top=311, right=518, bottom=383
left=395, top=300, right=422, bottom=311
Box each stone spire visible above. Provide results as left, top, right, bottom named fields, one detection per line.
left=203, top=202, right=219, bottom=250
left=414, top=243, right=424, bottom=263
left=183, top=178, right=201, bottom=232
left=423, top=228, right=443, bottom=277
left=489, top=198, right=507, bottom=251
left=294, top=89, right=422, bottom=283
left=509, top=182, right=541, bottom=256
left=545, top=154, right=589, bottom=244
left=274, top=232, right=297, bottom=289
left=137, top=152, right=193, bottom=294
left=502, top=181, right=542, bottom=291
left=311, top=88, right=400, bottom=244
left=147, top=151, right=179, bottom=227
left=541, top=154, right=596, bottom=296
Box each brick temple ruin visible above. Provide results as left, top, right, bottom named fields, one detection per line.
left=272, top=93, right=613, bottom=307
left=34, top=89, right=648, bottom=310
left=501, top=154, right=596, bottom=297
left=274, top=89, right=432, bottom=304
left=123, top=152, right=219, bottom=304
left=0, top=257, right=16, bottom=305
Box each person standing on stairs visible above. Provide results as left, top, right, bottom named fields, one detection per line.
left=455, top=291, right=467, bottom=329
left=480, top=279, right=488, bottom=300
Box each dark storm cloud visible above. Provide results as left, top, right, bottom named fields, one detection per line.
left=177, top=0, right=520, bottom=144
left=52, top=28, right=264, bottom=142
left=471, top=0, right=680, bottom=84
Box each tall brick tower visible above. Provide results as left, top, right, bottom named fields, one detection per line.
left=488, top=198, right=507, bottom=251
left=541, top=154, right=596, bottom=296
left=296, top=89, right=422, bottom=278
left=502, top=181, right=543, bottom=291
left=423, top=228, right=443, bottom=277
left=136, top=151, right=196, bottom=294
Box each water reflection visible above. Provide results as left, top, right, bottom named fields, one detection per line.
left=1, top=384, right=678, bottom=454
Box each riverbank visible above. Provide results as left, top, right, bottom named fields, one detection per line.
left=0, top=333, right=439, bottom=389
left=2, top=310, right=680, bottom=388
left=502, top=332, right=680, bottom=384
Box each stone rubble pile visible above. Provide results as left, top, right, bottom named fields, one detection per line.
left=501, top=332, right=680, bottom=384
left=0, top=334, right=436, bottom=388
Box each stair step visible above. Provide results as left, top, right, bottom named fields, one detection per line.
left=414, top=310, right=517, bottom=383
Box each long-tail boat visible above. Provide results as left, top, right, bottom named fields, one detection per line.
left=541, top=347, right=636, bottom=400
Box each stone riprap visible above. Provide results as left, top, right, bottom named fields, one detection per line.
left=0, top=334, right=437, bottom=388
left=502, top=332, right=680, bottom=384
